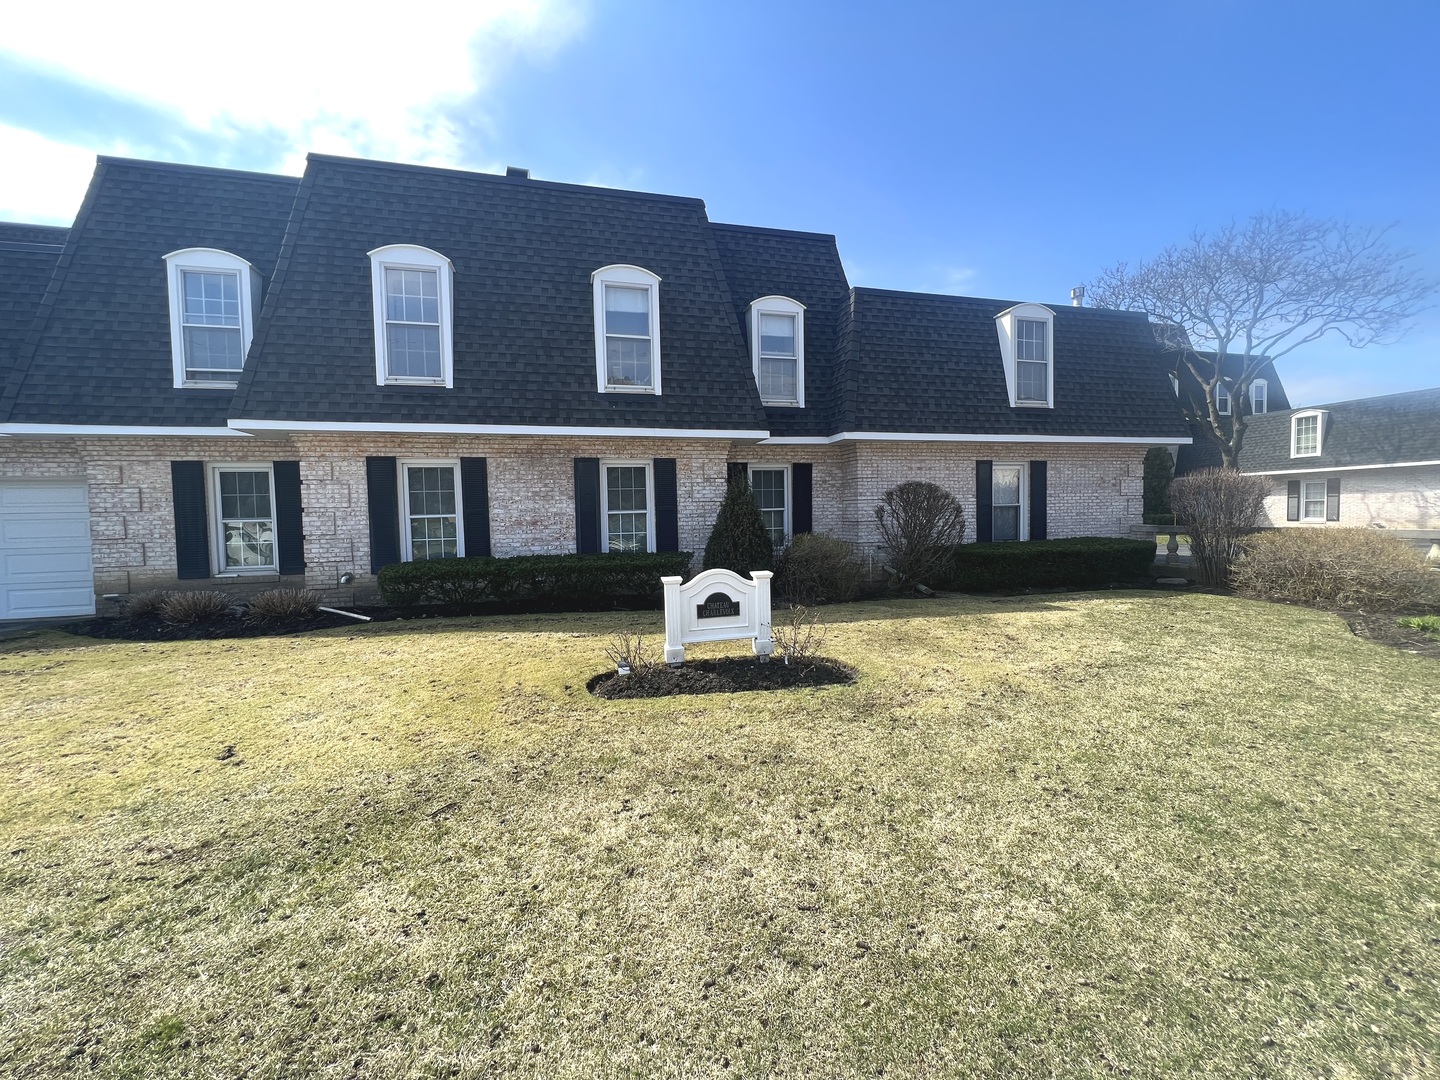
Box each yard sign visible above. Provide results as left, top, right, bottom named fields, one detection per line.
left=661, top=569, right=773, bottom=664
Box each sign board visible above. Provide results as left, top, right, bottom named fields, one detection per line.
left=661, top=568, right=773, bottom=664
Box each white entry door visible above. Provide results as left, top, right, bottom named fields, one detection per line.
left=0, top=480, right=96, bottom=619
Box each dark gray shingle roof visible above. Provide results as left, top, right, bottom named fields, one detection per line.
left=0, top=224, right=66, bottom=382
left=1236, top=387, right=1440, bottom=472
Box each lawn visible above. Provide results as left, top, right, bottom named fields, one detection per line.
left=1, top=592, right=1437, bottom=1078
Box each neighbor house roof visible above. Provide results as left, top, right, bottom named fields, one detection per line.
left=0, top=223, right=66, bottom=382
left=1237, top=387, right=1440, bottom=473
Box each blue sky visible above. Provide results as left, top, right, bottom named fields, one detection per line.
left=1, top=0, right=1435, bottom=405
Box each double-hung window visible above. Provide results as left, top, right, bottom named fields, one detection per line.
left=1250, top=379, right=1268, bottom=414
left=1015, top=319, right=1049, bottom=404
left=164, top=248, right=259, bottom=388
left=992, top=465, right=1025, bottom=542
left=212, top=465, right=276, bottom=572
left=1301, top=480, right=1327, bottom=522
left=748, top=296, right=806, bottom=406
left=1216, top=382, right=1232, bottom=416
left=401, top=462, right=462, bottom=561
left=369, top=246, right=454, bottom=387
left=1292, top=412, right=1322, bottom=457
left=601, top=463, right=652, bottom=552
left=749, top=466, right=789, bottom=546
left=592, top=265, right=661, bottom=393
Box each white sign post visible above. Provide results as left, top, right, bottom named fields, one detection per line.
left=661, top=568, right=773, bottom=664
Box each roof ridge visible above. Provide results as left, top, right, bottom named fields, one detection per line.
left=851, top=285, right=1149, bottom=314
left=96, top=155, right=300, bottom=184
left=1269, top=386, right=1440, bottom=413
left=710, top=221, right=838, bottom=242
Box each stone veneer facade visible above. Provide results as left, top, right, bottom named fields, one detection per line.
left=1256, top=464, right=1440, bottom=533
left=0, top=436, right=1149, bottom=605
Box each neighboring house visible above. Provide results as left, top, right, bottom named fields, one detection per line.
left=1235, top=388, right=1440, bottom=537
left=0, top=155, right=1191, bottom=620
left=1170, top=350, right=1291, bottom=475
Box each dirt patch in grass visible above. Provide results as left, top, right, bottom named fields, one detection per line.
left=63, top=609, right=380, bottom=641
left=589, top=656, right=856, bottom=698
left=1339, top=611, right=1440, bottom=660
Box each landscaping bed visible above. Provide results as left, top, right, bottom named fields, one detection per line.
left=588, top=656, right=855, bottom=698
left=65, top=608, right=379, bottom=641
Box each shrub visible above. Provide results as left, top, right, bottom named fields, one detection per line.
left=703, top=478, right=774, bottom=573
left=159, top=590, right=234, bottom=624
left=1169, top=469, right=1269, bottom=587
left=123, top=590, right=174, bottom=619
left=773, top=605, right=827, bottom=668
left=774, top=532, right=867, bottom=605
left=873, top=481, right=967, bottom=588
left=376, top=551, right=693, bottom=608
left=1143, top=446, right=1175, bottom=525
left=603, top=632, right=659, bottom=675
left=246, top=588, right=321, bottom=621
left=934, top=537, right=1157, bottom=592
left=1232, top=529, right=1440, bottom=611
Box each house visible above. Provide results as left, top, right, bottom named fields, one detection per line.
left=1170, top=350, right=1291, bottom=475
left=0, top=155, right=1191, bottom=620
left=1234, top=388, right=1440, bottom=539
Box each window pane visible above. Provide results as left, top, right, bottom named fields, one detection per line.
left=1017, top=360, right=1047, bottom=402
left=759, top=313, right=796, bottom=357
left=182, top=271, right=241, bottom=326
left=1252, top=382, right=1267, bottom=413
left=751, top=469, right=787, bottom=545
left=605, top=285, right=650, bottom=337
left=606, top=467, right=649, bottom=552
left=760, top=356, right=798, bottom=402
left=386, top=268, right=439, bottom=324
left=992, top=466, right=1022, bottom=508
left=183, top=326, right=244, bottom=375
left=224, top=521, right=274, bottom=568
left=386, top=325, right=442, bottom=379
left=1303, top=481, right=1326, bottom=520
left=219, top=471, right=271, bottom=521
left=606, top=337, right=652, bottom=387
left=993, top=506, right=1020, bottom=543
left=1295, top=416, right=1318, bottom=454
left=1016, top=319, right=1046, bottom=362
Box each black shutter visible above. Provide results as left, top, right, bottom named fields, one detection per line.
left=727, top=461, right=749, bottom=490
left=460, top=458, right=491, bottom=557
left=171, top=460, right=211, bottom=580
left=975, top=460, right=993, bottom=543
left=574, top=457, right=601, bottom=554
left=365, top=456, right=401, bottom=572
left=1028, top=460, right=1047, bottom=541
left=791, top=463, right=813, bottom=535
left=1286, top=480, right=1301, bottom=522
left=1326, top=477, right=1341, bottom=521
left=653, top=458, right=679, bottom=552
left=272, top=460, right=305, bottom=575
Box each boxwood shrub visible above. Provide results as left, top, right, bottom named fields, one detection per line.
left=377, top=551, right=693, bottom=608
left=934, top=537, right=1156, bottom=592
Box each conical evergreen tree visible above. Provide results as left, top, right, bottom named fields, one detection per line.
left=703, top=479, right=775, bottom=573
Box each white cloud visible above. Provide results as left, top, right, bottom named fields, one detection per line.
left=0, top=125, right=99, bottom=223
left=0, top=0, right=587, bottom=218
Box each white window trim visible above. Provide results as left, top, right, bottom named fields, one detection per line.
left=599, top=460, right=656, bottom=553
left=993, top=304, right=1055, bottom=409
left=164, top=248, right=260, bottom=390
left=748, top=296, right=805, bottom=407
left=747, top=463, right=791, bottom=545
left=592, top=265, right=662, bottom=395
left=1250, top=378, right=1268, bottom=414
left=209, top=462, right=277, bottom=575
left=1300, top=479, right=1328, bottom=522
left=369, top=245, right=455, bottom=388
left=1216, top=382, right=1232, bottom=416
left=992, top=462, right=1029, bottom=542
left=1291, top=410, right=1325, bottom=458
left=398, top=459, right=465, bottom=562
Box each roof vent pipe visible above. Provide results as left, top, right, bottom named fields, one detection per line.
left=505, top=166, right=530, bottom=179
left=1070, top=286, right=1085, bottom=307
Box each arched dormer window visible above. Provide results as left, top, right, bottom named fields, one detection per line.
left=748, top=295, right=805, bottom=407
left=163, top=248, right=261, bottom=388
left=592, top=264, right=661, bottom=394
left=994, top=303, right=1054, bottom=408
left=1291, top=409, right=1325, bottom=458
left=1250, top=378, right=1269, bottom=414
left=369, top=245, right=454, bottom=387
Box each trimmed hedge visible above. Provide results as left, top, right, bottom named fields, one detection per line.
left=377, top=551, right=693, bottom=607
left=933, top=537, right=1156, bottom=592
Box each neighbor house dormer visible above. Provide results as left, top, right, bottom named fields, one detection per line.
left=994, top=303, right=1054, bottom=408
left=1291, top=409, right=1326, bottom=458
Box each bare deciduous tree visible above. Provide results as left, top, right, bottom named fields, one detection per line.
left=1169, top=469, right=1269, bottom=587
left=1089, top=212, right=1433, bottom=468
left=873, top=481, right=966, bottom=588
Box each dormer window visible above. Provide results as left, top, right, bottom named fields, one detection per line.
left=1216, top=382, right=1232, bottom=416
left=994, top=303, right=1054, bottom=408
left=369, top=245, right=454, bottom=387
left=748, top=296, right=805, bottom=406
left=164, top=248, right=260, bottom=388
left=593, top=265, right=661, bottom=394
left=1250, top=378, right=1268, bottom=414
left=1292, top=411, right=1324, bottom=458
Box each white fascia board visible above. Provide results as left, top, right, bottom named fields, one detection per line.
left=1243, top=458, right=1440, bottom=477
left=757, top=431, right=1193, bottom=446
left=228, top=419, right=771, bottom=440
left=0, top=424, right=249, bottom=437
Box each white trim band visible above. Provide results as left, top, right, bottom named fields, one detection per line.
left=0, top=425, right=250, bottom=437
left=228, top=419, right=771, bottom=440
left=758, top=431, right=1192, bottom=446
left=1244, top=458, right=1440, bottom=477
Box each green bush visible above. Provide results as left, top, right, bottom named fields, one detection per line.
left=377, top=551, right=693, bottom=608
left=703, top=478, right=774, bottom=574
left=1232, top=529, right=1439, bottom=611
left=934, top=537, right=1157, bottom=592
left=1142, top=447, right=1174, bottom=524
left=774, top=532, right=867, bottom=605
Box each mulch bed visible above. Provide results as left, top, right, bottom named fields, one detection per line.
left=62, top=610, right=383, bottom=642
left=589, top=657, right=857, bottom=699
left=1337, top=612, right=1440, bottom=661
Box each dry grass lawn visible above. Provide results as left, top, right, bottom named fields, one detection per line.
left=1, top=592, right=1437, bottom=1078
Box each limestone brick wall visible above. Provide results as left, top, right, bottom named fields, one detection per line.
left=1257, top=465, right=1440, bottom=532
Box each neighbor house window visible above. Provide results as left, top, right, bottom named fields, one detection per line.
left=369, top=245, right=454, bottom=387
left=992, top=464, right=1025, bottom=542
left=994, top=303, right=1054, bottom=408
left=1301, top=480, right=1327, bottom=521
left=1292, top=411, right=1323, bottom=457
left=1250, top=378, right=1268, bottom=414
left=602, top=463, right=652, bottom=552
left=401, top=462, right=462, bottom=561
left=749, top=466, right=789, bottom=546
left=1216, top=382, right=1231, bottom=416
left=748, top=296, right=806, bottom=406
left=164, top=248, right=260, bottom=388
left=211, top=465, right=275, bottom=572
left=592, top=265, right=661, bottom=394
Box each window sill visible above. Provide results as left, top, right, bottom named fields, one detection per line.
left=762, top=399, right=803, bottom=408
left=213, top=570, right=280, bottom=580
left=1290, top=453, right=1322, bottom=459
left=179, top=381, right=239, bottom=390
left=1012, top=400, right=1053, bottom=409
left=602, top=385, right=657, bottom=395
left=382, top=378, right=449, bottom=388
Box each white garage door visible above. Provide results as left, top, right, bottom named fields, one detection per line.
left=0, top=480, right=95, bottom=620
